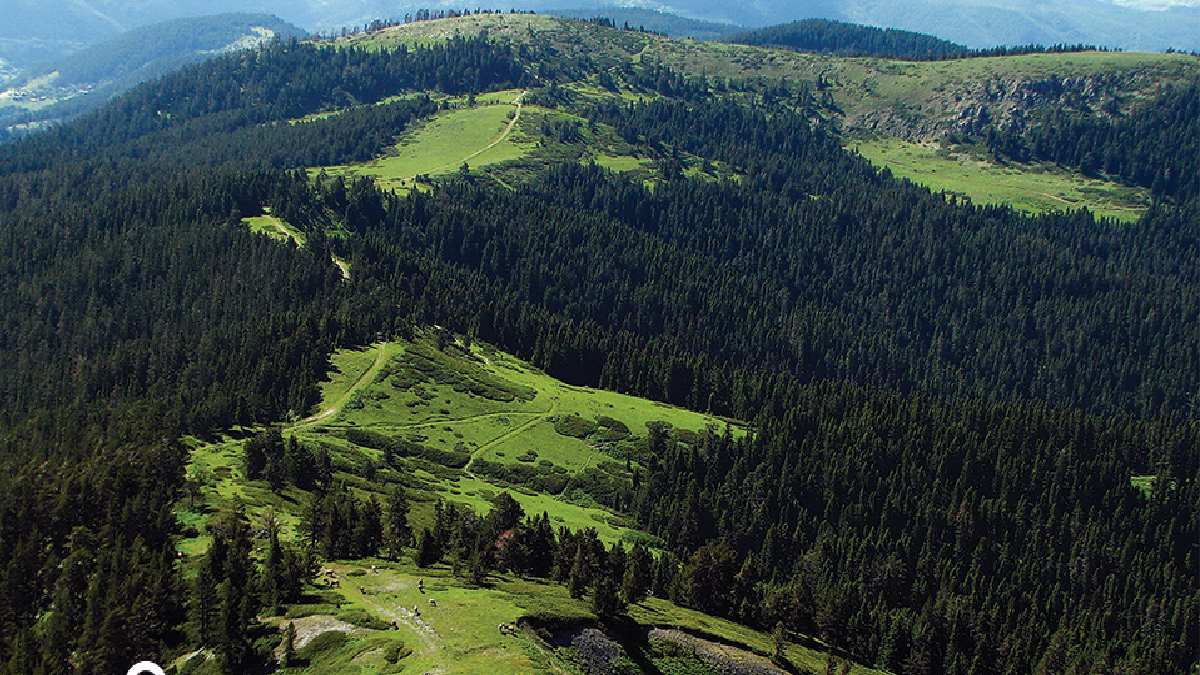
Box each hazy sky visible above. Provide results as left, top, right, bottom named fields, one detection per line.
left=1111, top=0, right=1200, bottom=8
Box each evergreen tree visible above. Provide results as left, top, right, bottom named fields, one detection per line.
left=190, top=562, right=220, bottom=644
left=592, top=574, right=626, bottom=619
left=282, top=621, right=296, bottom=668
left=527, top=513, right=557, bottom=579
left=622, top=542, right=652, bottom=605
left=385, top=486, right=413, bottom=560
left=415, top=529, right=440, bottom=568
left=772, top=621, right=788, bottom=665
left=567, top=540, right=593, bottom=599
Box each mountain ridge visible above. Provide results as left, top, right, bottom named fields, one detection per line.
left=4, top=0, right=1199, bottom=70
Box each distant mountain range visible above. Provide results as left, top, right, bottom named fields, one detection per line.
left=650, top=0, right=1200, bottom=50
left=3, top=0, right=1197, bottom=73
left=0, top=14, right=303, bottom=133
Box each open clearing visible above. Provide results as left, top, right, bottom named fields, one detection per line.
left=176, top=330, right=886, bottom=674
left=244, top=209, right=351, bottom=279
left=289, top=334, right=741, bottom=545
left=852, top=138, right=1152, bottom=222
left=318, top=91, right=531, bottom=191
left=244, top=210, right=307, bottom=246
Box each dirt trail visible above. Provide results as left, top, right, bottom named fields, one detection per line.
left=462, top=90, right=525, bottom=166
left=428, top=90, right=527, bottom=176
left=295, top=343, right=387, bottom=428
left=349, top=581, right=440, bottom=652
left=465, top=400, right=558, bottom=471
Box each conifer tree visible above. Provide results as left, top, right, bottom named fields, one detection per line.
left=282, top=621, right=296, bottom=668
left=622, top=542, right=652, bottom=605
left=416, top=528, right=440, bottom=568
left=385, top=486, right=413, bottom=560
left=592, top=574, right=626, bottom=619
left=567, top=541, right=592, bottom=599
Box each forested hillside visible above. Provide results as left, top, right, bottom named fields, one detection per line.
left=0, top=12, right=1195, bottom=675
left=0, top=14, right=304, bottom=135
left=728, top=19, right=971, bottom=59
left=727, top=19, right=1104, bottom=60
left=987, top=83, right=1200, bottom=201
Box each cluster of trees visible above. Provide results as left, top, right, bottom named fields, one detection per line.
left=301, top=484, right=386, bottom=560
left=410, top=494, right=655, bottom=618
left=987, top=83, right=1200, bottom=201
left=728, top=19, right=1107, bottom=61
left=548, top=9, right=737, bottom=41
left=191, top=508, right=311, bottom=672
left=0, top=444, right=187, bottom=674
left=244, top=429, right=332, bottom=491
left=313, top=9, right=542, bottom=41
left=320, top=98, right=1200, bottom=422
left=0, top=34, right=525, bottom=672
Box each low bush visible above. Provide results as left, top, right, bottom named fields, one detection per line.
left=337, top=608, right=392, bottom=630
left=298, top=631, right=351, bottom=660
left=554, top=414, right=598, bottom=438
left=473, top=458, right=570, bottom=494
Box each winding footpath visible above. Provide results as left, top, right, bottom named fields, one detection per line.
left=294, top=343, right=388, bottom=429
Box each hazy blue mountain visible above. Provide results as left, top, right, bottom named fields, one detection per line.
left=4, top=0, right=1197, bottom=64
left=0, top=14, right=303, bottom=131
left=646, top=0, right=1200, bottom=50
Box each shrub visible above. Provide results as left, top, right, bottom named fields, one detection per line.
left=554, top=414, right=598, bottom=438
left=298, top=630, right=350, bottom=660
left=337, top=608, right=392, bottom=630
left=595, top=416, right=631, bottom=438
left=473, top=458, right=570, bottom=494
left=384, top=642, right=412, bottom=664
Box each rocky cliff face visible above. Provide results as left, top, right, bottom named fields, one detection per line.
left=848, top=69, right=1173, bottom=141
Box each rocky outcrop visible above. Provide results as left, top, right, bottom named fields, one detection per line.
left=850, top=69, right=1165, bottom=141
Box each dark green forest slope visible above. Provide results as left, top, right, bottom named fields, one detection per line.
left=727, top=18, right=1103, bottom=60
left=0, top=16, right=1195, bottom=675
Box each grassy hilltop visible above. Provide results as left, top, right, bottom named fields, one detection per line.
left=179, top=326, right=890, bottom=674
left=312, top=13, right=1195, bottom=221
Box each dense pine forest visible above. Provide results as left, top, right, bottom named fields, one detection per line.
left=727, top=19, right=1103, bottom=60
left=0, top=16, right=1196, bottom=675
left=987, top=83, right=1200, bottom=201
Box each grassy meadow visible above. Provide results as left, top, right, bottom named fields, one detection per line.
left=317, top=91, right=531, bottom=191
left=851, top=138, right=1152, bottom=221
left=174, top=330, right=892, bottom=674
